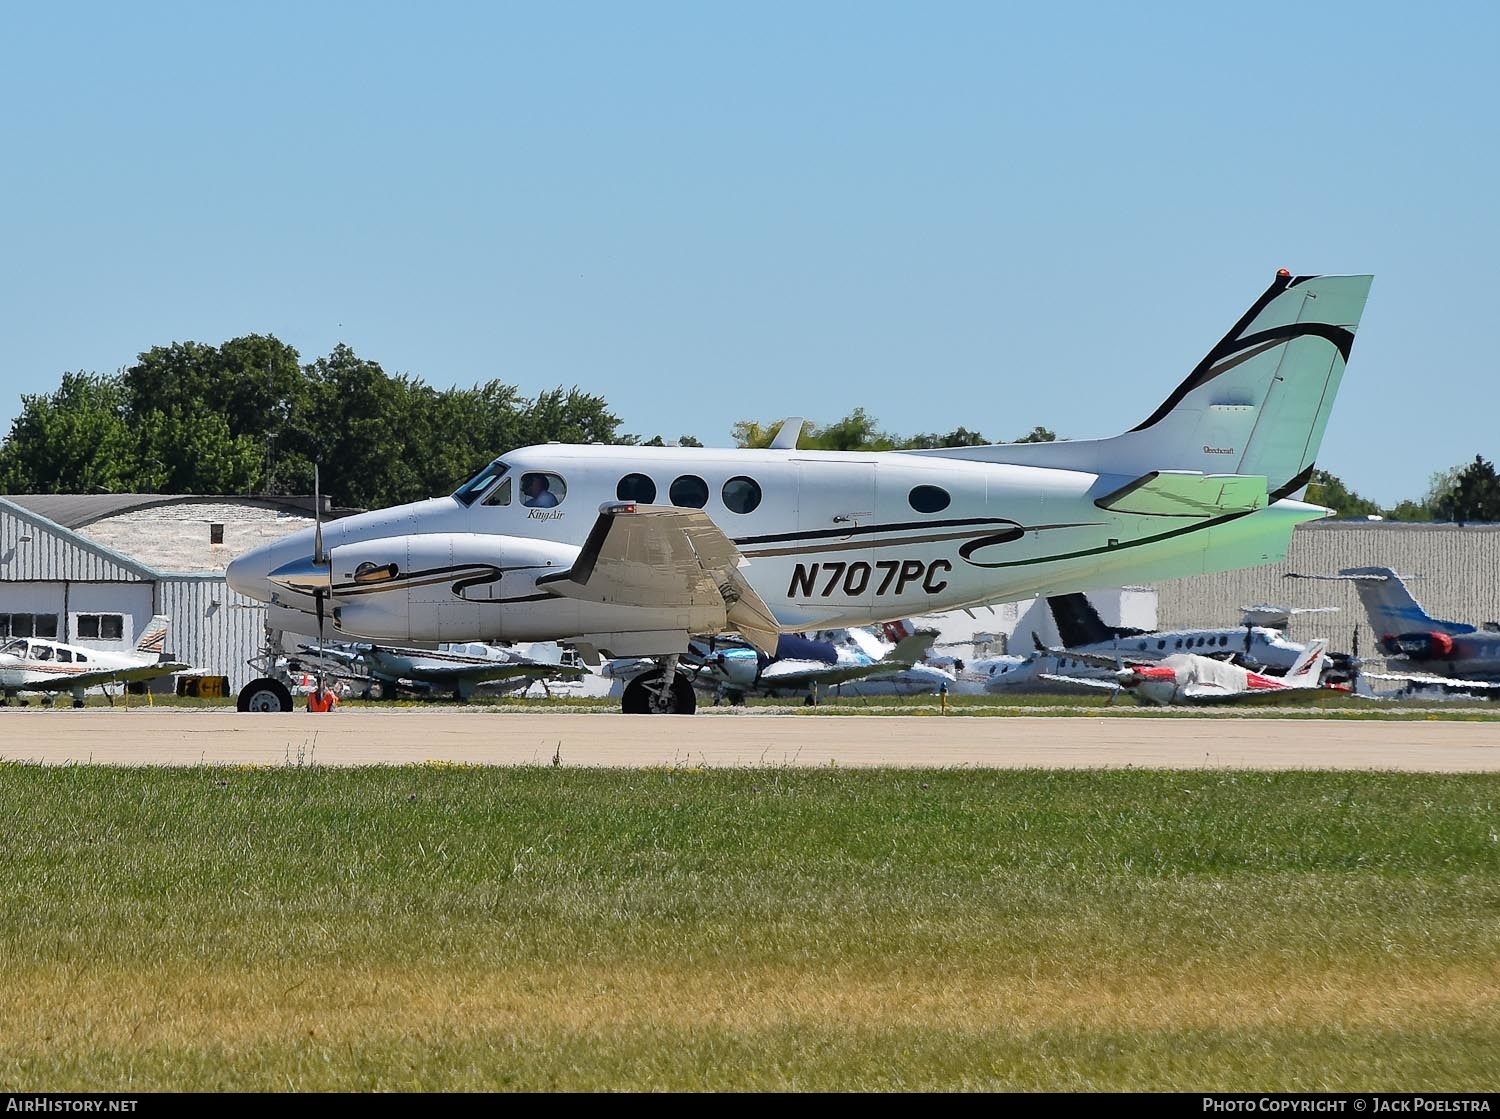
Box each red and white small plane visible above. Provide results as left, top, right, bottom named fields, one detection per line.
left=1039, top=638, right=1337, bottom=705
left=0, top=615, right=190, bottom=707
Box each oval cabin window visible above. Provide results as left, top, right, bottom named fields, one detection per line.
left=721, top=476, right=762, bottom=515
left=616, top=473, right=657, bottom=503
left=669, top=475, right=709, bottom=509
left=908, top=485, right=951, bottom=513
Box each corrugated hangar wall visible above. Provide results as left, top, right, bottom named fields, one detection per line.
left=1155, top=522, right=1500, bottom=646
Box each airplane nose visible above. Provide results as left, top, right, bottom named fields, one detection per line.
left=226, top=550, right=267, bottom=601
left=267, top=555, right=332, bottom=594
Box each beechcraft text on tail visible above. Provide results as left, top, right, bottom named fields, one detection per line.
left=227, top=269, right=1374, bottom=714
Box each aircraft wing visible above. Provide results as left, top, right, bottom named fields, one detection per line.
left=1037, top=672, right=1122, bottom=693
left=36, top=662, right=193, bottom=692
left=1360, top=671, right=1500, bottom=690
left=758, top=658, right=902, bottom=690
left=538, top=503, right=781, bottom=655
left=406, top=662, right=584, bottom=684
left=296, top=643, right=366, bottom=668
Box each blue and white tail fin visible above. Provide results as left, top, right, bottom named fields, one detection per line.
left=135, top=615, right=171, bottom=657
left=904, top=271, right=1374, bottom=502
left=1284, top=638, right=1330, bottom=687
left=1335, top=566, right=1473, bottom=637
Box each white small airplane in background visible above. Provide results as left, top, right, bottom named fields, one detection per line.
left=0, top=615, right=189, bottom=707
left=292, top=640, right=585, bottom=701
left=1039, top=638, right=1337, bottom=705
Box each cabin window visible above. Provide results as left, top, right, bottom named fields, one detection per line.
left=908, top=485, right=951, bottom=513
left=669, top=475, right=709, bottom=509
left=453, top=460, right=509, bottom=506
left=1157, top=639, right=1166, bottom=650
left=33, top=645, right=52, bottom=661
left=76, top=652, right=88, bottom=663
left=76, top=614, right=124, bottom=641
left=56, top=648, right=72, bottom=663
left=1174, top=639, right=1182, bottom=649
left=617, top=473, right=657, bottom=504
left=722, top=476, right=762, bottom=515
left=482, top=478, right=512, bottom=507
left=210, top=523, right=225, bottom=545
left=1219, top=635, right=1229, bottom=647
left=519, top=472, right=567, bottom=509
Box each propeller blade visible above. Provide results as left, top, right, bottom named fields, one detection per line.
left=313, top=461, right=326, bottom=566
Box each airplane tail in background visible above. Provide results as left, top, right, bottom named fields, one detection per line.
left=1046, top=593, right=1147, bottom=649
left=905, top=271, right=1374, bottom=502
left=135, top=615, right=171, bottom=657
left=885, top=629, right=939, bottom=666
left=1284, top=638, right=1330, bottom=686
left=1334, top=566, right=1474, bottom=638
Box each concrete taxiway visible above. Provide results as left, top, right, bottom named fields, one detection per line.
left=2, top=709, right=1499, bottom=770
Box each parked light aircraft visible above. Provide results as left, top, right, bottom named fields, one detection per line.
left=1287, top=566, right=1500, bottom=682
left=1048, top=590, right=1338, bottom=673
left=1040, top=639, right=1336, bottom=705
left=0, top=615, right=188, bottom=707
left=287, top=640, right=584, bottom=703
left=227, top=270, right=1373, bottom=713
left=601, top=625, right=943, bottom=706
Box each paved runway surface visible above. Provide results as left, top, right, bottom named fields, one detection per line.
left=2, top=710, right=1499, bottom=770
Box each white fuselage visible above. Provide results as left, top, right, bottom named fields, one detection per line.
left=227, top=444, right=1322, bottom=656
left=0, top=639, right=159, bottom=695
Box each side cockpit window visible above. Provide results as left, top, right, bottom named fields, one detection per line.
left=453, top=460, right=509, bottom=507
left=483, top=478, right=512, bottom=507
left=520, top=472, right=567, bottom=509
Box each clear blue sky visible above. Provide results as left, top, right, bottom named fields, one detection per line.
left=3, top=1, right=1495, bottom=507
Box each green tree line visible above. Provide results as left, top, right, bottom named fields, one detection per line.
left=3, top=334, right=1497, bottom=519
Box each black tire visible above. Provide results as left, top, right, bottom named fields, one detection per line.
left=621, top=670, right=697, bottom=714
left=237, top=677, right=294, bottom=713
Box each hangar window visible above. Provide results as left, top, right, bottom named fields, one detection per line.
left=2, top=613, right=57, bottom=640
left=722, top=476, right=762, bottom=514
left=669, top=474, right=709, bottom=509
left=617, top=473, right=657, bottom=503
left=210, top=523, right=225, bottom=545
left=76, top=614, right=124, bottom=641
left=908, top=485, right=951, bottom=514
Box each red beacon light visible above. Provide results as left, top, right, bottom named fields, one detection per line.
left=1277, top=268, right=1291, bottom=277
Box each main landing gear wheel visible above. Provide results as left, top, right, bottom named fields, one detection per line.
left=237, top=677, right=294, bottom=713
left=621, top=670, right=697, bottom=715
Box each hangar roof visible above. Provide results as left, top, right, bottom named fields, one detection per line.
left=5, top=494, right=356, bottom=530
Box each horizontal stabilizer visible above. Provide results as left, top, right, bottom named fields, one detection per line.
left=1095, top=472, right=1270, bottom=518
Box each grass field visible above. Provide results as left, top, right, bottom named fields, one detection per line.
left=2, top=764, right=1498, bottom=1090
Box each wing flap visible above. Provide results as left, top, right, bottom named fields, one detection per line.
left=540, top=503, right=782, bottom=654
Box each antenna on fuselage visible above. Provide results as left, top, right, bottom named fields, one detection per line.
left=770, top=418, right=805, bottom=450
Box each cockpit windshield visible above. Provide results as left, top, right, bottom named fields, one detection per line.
left=0, top=639, right=26, bottom=656
left=453, top=460, right=509, bottom=507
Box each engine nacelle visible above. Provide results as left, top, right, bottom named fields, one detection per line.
left=1380, top=631, right=1455, bottom=660
left=326, top=532, right=580, bottom=642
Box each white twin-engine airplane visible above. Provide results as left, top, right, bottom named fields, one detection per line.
left=227, top=270, right=1374, bottom=714
left=0, top=615, right=189, bottom=707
